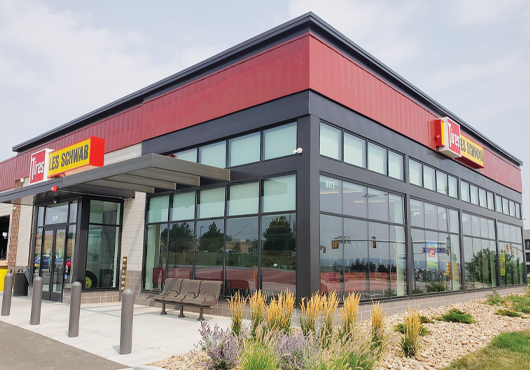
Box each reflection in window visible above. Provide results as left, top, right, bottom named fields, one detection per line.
left=145, top=224, right=168, bottom=290
left=195, top=219, right=225, bottom=282
left=263, top=122, right=296, bottom=160
left=461, top=181, right=470, bottom=202
left=226, top=217, right=259, bottom=296
left=479, top=189, right=487, bottom=208
left=343, top=182, right=367, bottom=219
left=262, top=175, right=296, bottom=213
left=167, top=222, right=194, bottom=280
left=320, top=176, right=342, bottom=214
left=87, top=224, right=119, bottom=289
left=436, top=171, right=448, bottom=195
left=470, top=185, right=478, bottom=205
left=423, top=166, right=435, bottom=191
left=261, top=214, right=296, bottom=297
left=320, top=123, right=341, bottom=160
left=448, top=176, right=458, bottom=198
left=487, top=192, right=494, bottom=210
left=344, top=133, right=365, bottom=168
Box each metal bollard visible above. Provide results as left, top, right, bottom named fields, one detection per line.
left=68, top=281, right=82, bottom=337
left=30, top=276, right=43, bottom=325
left=119, top=289, right=134, bottom=354
left=1, top=272, right=14, bottom=316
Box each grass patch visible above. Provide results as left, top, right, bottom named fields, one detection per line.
left=444, top=331, right=530, bottom=370
left=395, top=323, right=430, bottom=336
left=506, top=295, right=530, bottom=314
left=420, top=315, right=434, bottom=324
left=485, top=290, right=505, bottom=306
left=495, top=309, right=523, bottom=318
left=437, top=308, right=475, bottom=324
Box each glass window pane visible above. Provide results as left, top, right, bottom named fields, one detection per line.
left=264, top=122, right=296, bottom=160
left=449, top=209, right=459, bottom=234
left=167, top=222, right=194, bottom=280
left=423, top=166, right=435, bottom=191
left=320, top=214, right=343, bottom=296
left=262, top=175, right=296, bottom=213
left=470, top=185, right=478, bottom=205
left=437, top=206, right=448, bottom=232
left=409, top=159, right=422, bottom=186
left=389, top=194, right=404, bottom=224
left=463, top=236, right=475, bottom=289
left=388, top=151, right=403, bottom=180
left=411, top=228, right=426, bottom=294
left=199, top=142, right=226, bottom=168
left=480, top=217, right=489, bottom=238
left=471, top=215, right=480, bottom=237
left=229, top=132, right=260, bottom=167
left=228, top=182, right=259, bottom=216
left=367, top=143, right=387, bottom=175
left=143, top=223, right=167, bottom=290
left=424, top=202, right=437, bottom=230
left=226, top=217, right=259, bottom=296
left=343, top=182, right=367, bottom=218
left=509, top=201, right=516, bottom=217
left=45, top=203, right=69, bottom=225
left=368, top=222, right=390, bottom=298
left=90, top=200, right=120, bottom=225
left=320, top=123, right=341, bottom=160
left=198, top=188, right=225, bottom=219
left=320, top=176, right=342, bottom=214
left=461, top=181, right=470, bottom=202
left=436, top=171, right=448, bottom=195
left=495, top=195, right=502, bottom=213
left=344, top=133, right=365, bottom=167
left=448, top=176, right=458, bottom=198
left=462, top=213, right=472, bottom=236
left=262, top=214, right=296, bottom=296
left=174, top=148, right=197, bottom=163
left=488, top=219, right=496, bottom=240
left=69, top=201, right=78, bottom=223
left=37, top=207, right=44, bottom=227
left=497, top=222, right=504, bottom=241
left=410, top=199, right=424, bottom=228
left=502, top=198, right=509, bottom=215
left=516, top=203, right=521, bottom=219
left=195, top=219, right=225, bottom=281
left=64, top=226, right=76, bottom=289
left=487, top=192, right=494, bottom=210
left=342, top=218, right=370, bottom=297
left=86, top=225, right=119, bottom=289
left=171, top=192, right=195, bottom=221
left=147, top=196, right=169, bottom=223
left=479, top=189, right=487, bottom=208
left=367, top=188, right=389, bottom=222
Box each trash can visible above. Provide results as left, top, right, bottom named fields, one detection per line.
left=0, top=261, right=7, bottom=291
left=13, top=270, right=28, bottom=296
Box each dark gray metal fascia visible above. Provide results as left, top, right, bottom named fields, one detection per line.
left=0, top=178, right=63, bottom=204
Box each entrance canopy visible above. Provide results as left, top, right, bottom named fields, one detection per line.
left=0, top=154, right=230, bottom=205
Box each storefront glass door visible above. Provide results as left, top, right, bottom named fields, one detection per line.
left=40, top=227, right=66, bottom=301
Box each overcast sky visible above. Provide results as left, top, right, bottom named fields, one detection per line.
left=1, top=0, right=529, bottom=226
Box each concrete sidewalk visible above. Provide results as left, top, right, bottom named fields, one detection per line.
left=0, top=293, right=231, bottom=368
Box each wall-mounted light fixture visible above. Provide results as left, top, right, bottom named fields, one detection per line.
left=292, top=148, right=303, bottom=154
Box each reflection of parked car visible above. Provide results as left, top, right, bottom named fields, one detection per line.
left=34, top=256, right=63, bottom=270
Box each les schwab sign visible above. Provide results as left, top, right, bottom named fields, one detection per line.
left=29, top=137, right=105, bottom=184
left=434, top=117, right=484, bottom=168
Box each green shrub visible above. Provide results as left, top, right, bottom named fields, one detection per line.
left=491, top=332, right=530, bottom=355
left=420, top=315, right=434, bottom=324
left=426, top=281, right=446, bottom=293
left=496, top=309, right=523, bottom=318
left=395, top=323, right=430, bottom=336
left=438, top=308, right=475, bottom=324
left=326, top=334, right=379, bottom=370
left=507, top=295, right=530, bottom=314
left=485, top=290, right=505, bottom=306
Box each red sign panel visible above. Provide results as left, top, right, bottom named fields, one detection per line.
left=29, top=149, right=52, bottom=184
left=434, top=117, right=461, bottom=158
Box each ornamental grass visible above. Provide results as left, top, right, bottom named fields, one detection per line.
left=248, top=290, right=266, bottom=337
left=228, top=291, right=247, bottom=336
left=339, top=292, right=361, bottom=338
left=265, top=289, right=295, bottom=334
left=370, top=302, right=385, bottom=351
left=321, top=291, right=339, bottom=346
left=300, top=292, right=324, bottom=336
left=401, top=308, right=422, bottom=358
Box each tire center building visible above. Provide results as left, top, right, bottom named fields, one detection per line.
left=0, top=13, right=525, bottom=308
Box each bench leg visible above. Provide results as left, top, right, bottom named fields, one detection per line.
left=178, top=305, right=185, bottom=318
left=198, top=307, right=205, bottom=321
left=160, top=302, right=167, bottom=315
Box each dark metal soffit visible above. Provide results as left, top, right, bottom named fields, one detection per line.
left=0, top=154, right=230, bottom=205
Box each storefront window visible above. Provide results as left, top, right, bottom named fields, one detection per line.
left=436, top=171, right=447, bottom=195
left=198, top=188, right=225, bottom=219
left=409, top=159, right=422, bottom=187
left=470, top=185, right=478, bottom=205
left=367, top=143, right=387, bottom=175
left=263, top=122, right=296, bottom=160
left=343, top=182, right=367, bottom=219
left=498, top=222, right=525, bottom=286
left=423, top=166, right=435, bottom=191
left=145, top=224, right=168, bottom=290
left=229, top=132, right=260, bottom=167
left=461, top=181, right=470, bottom=202
left=45, top=203, right=69, bottom=225
left=320, top=176, right=342, bottom=214
left=167, top=222, right=194, bottom=280
left=448, top=176, right=458, bottom=198
left=262, top=175, right=296, bottom=213
left=487, top=191, right=494, bottom=210
left=174, top=148, right=197, bottom=162
left=195, top=219, right=225, bottom=281
left=64, top=226, right=76, bottom=289
left=147, top=196, right=169, bottom=223
left=344, top=133, right=365, bottom=168
left=228, top=182, right=259, bottom=216
left=320, top=123, right=341, bottom=160
left=199, top=141, right=226, bottom=168
left=171, top=192, right=195, bottom=221
left=388, top=151, right=403, bottom=181
left=226, top=217, right=259, bottom=296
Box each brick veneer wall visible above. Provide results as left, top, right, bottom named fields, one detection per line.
left=7, top=179, right=23, bottom=271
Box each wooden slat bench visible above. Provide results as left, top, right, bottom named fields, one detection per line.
left=153, top=279, right=223, bottom=321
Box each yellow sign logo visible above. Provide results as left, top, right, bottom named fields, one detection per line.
left=48, top=137, right=104, bottom=177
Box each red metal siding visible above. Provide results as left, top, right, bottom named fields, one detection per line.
left=140, top=36, right=310, bottom=140
left=307, top=35, right=522, bottom=192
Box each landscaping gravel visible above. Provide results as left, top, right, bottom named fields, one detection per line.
left=149, top=296, right=530, bottom=370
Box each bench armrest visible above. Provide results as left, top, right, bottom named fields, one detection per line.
left=183, top=291, right=197, bottom=300
left=146, top=288, right=161, bottom=298
left=199, top=293, right=219, bottom=306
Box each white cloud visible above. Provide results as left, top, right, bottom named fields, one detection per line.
left=450, top=0, right=529, bottom=25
